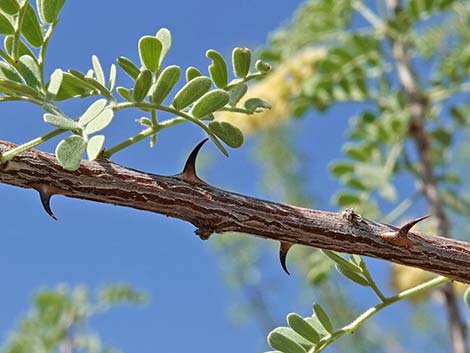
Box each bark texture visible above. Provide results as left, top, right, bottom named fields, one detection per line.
left=1, top=140, right=470, bottom=283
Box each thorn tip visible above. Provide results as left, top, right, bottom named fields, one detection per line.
left=38, top=187, right=58, bottom=220
left=176, top=138, right=209, bottom=183
left=397, top=215, right=430, bottom=237
left=279, top=242, right=293, bottom=275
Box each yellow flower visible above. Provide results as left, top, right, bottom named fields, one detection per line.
left=215, top=48, right=325, bottom=134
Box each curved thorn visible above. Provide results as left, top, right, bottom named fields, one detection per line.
left=38, top=188, right=58, bottom=220
left=175, top=138, right=209, bottom=184
left=397, top=215, right=430, bottom=237
left=279, top=242, right=294, bottom=275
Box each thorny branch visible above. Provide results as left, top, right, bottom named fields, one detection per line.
left=1, top=139, right=470, bottom=284
left=385, top=0, right=468, bottom=351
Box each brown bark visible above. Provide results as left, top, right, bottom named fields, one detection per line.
left=1, top=140, right=470, bottom=283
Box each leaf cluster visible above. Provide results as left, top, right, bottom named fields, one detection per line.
left=0, top=1, right=272, bottom=170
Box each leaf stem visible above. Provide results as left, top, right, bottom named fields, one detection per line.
left=225, top=72, right=266, bottom=90
left=39, top=21, right=59, bottom=81
left=313, top=276, right=450, bottom=352
left=102, top=127, right=155, bottom=158
left=113, top=101, right=228, bottom=156
left=12, top=1, right=28, bottom=61
left=0, top=128, right=64, bottom=163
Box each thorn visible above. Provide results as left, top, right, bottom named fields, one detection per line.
left=175, top=139, right=209, bottom=184
left=195, top=227, right=213, bottom=240
left=38, top=186, right=58, bottom=220
left=397, top=215, right=430, bottom=238
left=279, top=242, right=294, bottom=275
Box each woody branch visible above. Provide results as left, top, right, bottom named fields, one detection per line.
left=1, top=140, right=470, bottom=283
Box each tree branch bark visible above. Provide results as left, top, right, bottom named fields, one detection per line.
left=1, top=140, right=470, bottom=283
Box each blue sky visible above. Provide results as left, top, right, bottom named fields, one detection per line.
left=0, top=1, right=453, bottom=352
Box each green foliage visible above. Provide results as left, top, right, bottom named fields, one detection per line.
left=2, top=284, right=146, bottom=353
left=0, top=2, right=272, bottom=169
left=207, top=49, right=228, bottom=88
left=232, top=47, right=251, bottom=78
left=208, top=121, right=244, bottom=148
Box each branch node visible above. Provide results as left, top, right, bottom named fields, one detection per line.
left=279, top=241, right=294, bottom=275
left=175, top=139, right=208, bottom=184
left=341, top=208, right=362, bottom=225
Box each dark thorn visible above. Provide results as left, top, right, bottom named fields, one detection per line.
left=195, top=227, right=213, bottom=240
left=279, top=242, right=294, bottom=275
left=397, top=215, right=430, bottom=237
left=175, top=138, right=209, bottom=184
left=38, top=188, right=58, bottom=221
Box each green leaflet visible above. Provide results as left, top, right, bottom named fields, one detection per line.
left=156, top=28, right=171, bottom=66
left=132, top=69, right=152, bottom=102
left=313, top=304, right=333, bottom=333
left=4, top=35, right=35, bottom=58
left=92, top=55, right=105, bottom=86
left=78, top=98, right=107, bottom=126
left=287, top=313, right=320, bottom=344
left=335, top=264, right=370, bottom=286
left=0, top=12, right=14, bottom=34
left=329, top=161, right=354, bottom=177
left=232, top=47, right=251, bottom=78
left=243, top=98, right=272, bottom=112
left=108, top=63, right=116, bottom=91
left=21, top=3, right=43, bottom=48
left=185, top=66, right=202, bottom=81
left=208, top=121, right=243, bottom=148
left=139, top=36, right=162, bottom=72
left=116, top=86, right=132, bottom=101
left=0, top=61, right=22, bottom=82
left=228, top=83, right=247, bottom=106
left=54, top=72, right=93, bottom=100
left=206, top=49, right=228, bottom=88
left=191, top=89, right=229, bottom=119
left=172, top=75, right=212, bottom=110
left=334, top=191, right=361, bottom=207
left=117, top=56, right=140, bottom=80
left=322, top=250, right=363, bottom=273
left=46, top=68, right=63, bottom=98
left=17, top=55, right=42, bottom=90
left=55, top=135, right=87, bottom=171
left=84, top=108, right=113, bottom=135
left=267, top=330, right=307, bottom=353
left=43, top=113, right=80, bottom=130
left=0, top=0, right=20, bottom=14
left=0, top=78, right=37, bottom=96
left=86, top=135, right=105, bottom=161
left=151, top=65, right=180, bottom=105
left=37, top=0, right=65, bottom=23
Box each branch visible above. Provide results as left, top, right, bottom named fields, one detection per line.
left=1, top=140, right=470, bottom=283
